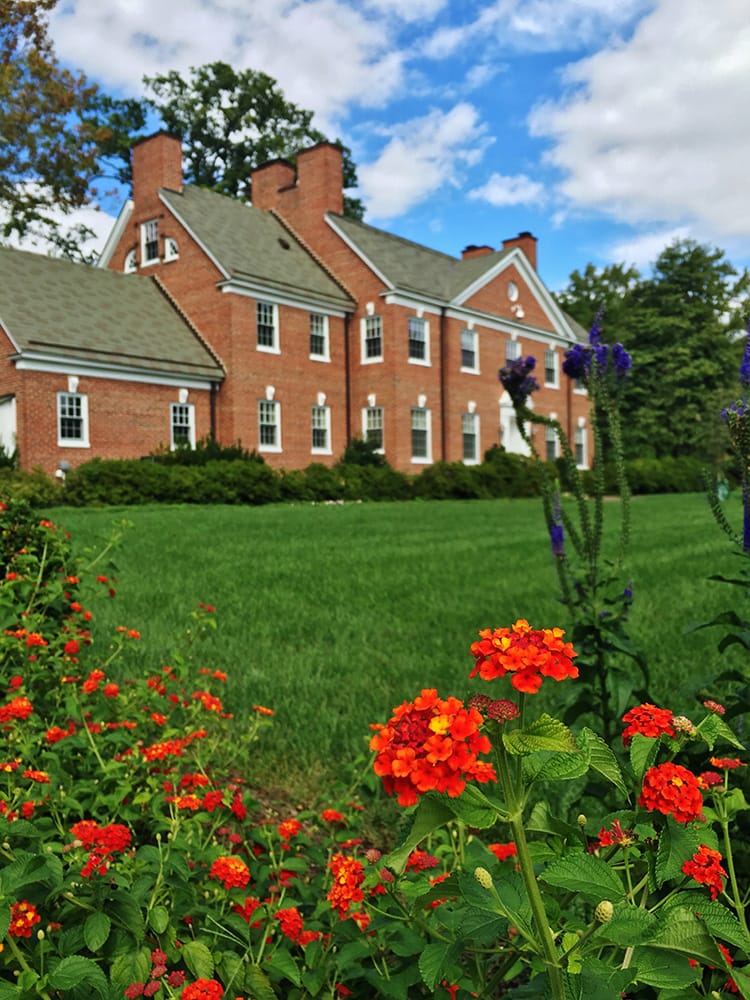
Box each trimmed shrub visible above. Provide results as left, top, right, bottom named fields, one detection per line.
left=0, top=468, right=62, bottom=507
left=339, top=463, right=412, bottom=501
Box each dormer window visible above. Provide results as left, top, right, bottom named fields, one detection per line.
left=123, top=250, right=137, bottom=273
left=141, top=219, right=159, bottom=264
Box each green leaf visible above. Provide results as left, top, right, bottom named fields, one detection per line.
left=540, top=853, right=626, bottom=901
left=418, top=942, right=452, bottom=990
left=83, top=911, right=111, bottom=953
left=181, top=940, right=215, bottom=979
left=244, top=964, right=278, bottom=1000
left=697, top=899, right=750, bottom=951
left=702, top=713, right=746, bottom=751
left=382, top=795, right=454, bottom=874
left=0, top=982, right=20, bottom=999
left=267, top=948, right=301, bottom=987
left=655, top=816, right=703, bottom=885
left=576, top=958, right=636, bottom=1000
left=523, top=749, right=590, bottom=783
left=526, top=800, right=582, bottom=840
left=647, top=905, right=725, bottom=968
left=442, top=783, right=502, bottom=829
left=109, top=948, right=152, bottom=989
left=578, top=726, right=628, bottom=794
left=629, top=732, right=659, bottom=784
left=47, top=956, right=108, bottom=996
left=630, top=945, right=700, bottom=991
left=599, top=902, right=658, bottom=946
left=148, top=904, right=170, bottom=934
left=503, top=714, right=577, bottom=755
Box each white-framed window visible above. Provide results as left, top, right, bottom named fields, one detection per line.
left=309, top=313, right=329, bottom=361
left=462, top=411, right=479, bottom=464
left=57, top=392, right=89, bottom=447
left=363, top=405, right=384, bottom=451
left=141, top=219, right=159, bottom=265
left=411, top=407, right=432, bottom=463
left=258, top=399, right=281, bottom=451
left=311, top=404, right=331, bottom=454
left=123, top=250, right=137, bottom=274
left=460, top=328, right=478, bottom=372
left=544, top=348, right=558, bottom=387
left=408, top=316, right=429, bottom=364
left=506, top=339, right=521, bottom=363
left=257, top=301, right=279, bottom=353
left=170, top=403, right=195, bottom=449
left=361, top=315, right=383, bottom=363
left=575, top=425, right=587, bottom=468
left=545, top=425, right=557, bottom=462
left=164, top=237, right=179, bottom=262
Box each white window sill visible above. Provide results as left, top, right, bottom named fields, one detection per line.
left=411, top=456, right=432, bottom=465
left=574, top=387, right=587, bottom=395
left=462, top=458, right=479, bottom=466
left=361, top=355, right=383, bottom=365
left=460, top=366, right=480, bottom=375
left=545, top=381, right=559, bottom=389
left=140, top=258, right=160, bottom=268
left=259, top=444, right=282, bottom=453
left=58, top=439, right=90, bottom=448
left=311, top=447, right=332, bottom=456
left=408, top=357, right=431, bottom=367
left=257, top=344, right=280, bottom=355
left=310, top=354, right=330, bottom=363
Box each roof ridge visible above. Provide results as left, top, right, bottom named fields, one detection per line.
left=151, top=276, right=226, bottom=375
left=328, top=211, right=462, bottom=265
left=269, top=209, right=357, bottom=305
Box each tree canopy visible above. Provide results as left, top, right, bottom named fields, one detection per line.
left=556, top=240, right=750, bottom=461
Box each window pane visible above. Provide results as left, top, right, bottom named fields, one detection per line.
left=545, top=427, right=556, bottom=462
left=310, top=313, right=326, bottom=356
left=545, top=349, right=557, bottom=384
left=257, top=302, right=275, bottom=348
left=59, top=394, right=83, bottom=440
left=461, top=329, right=475, bottom=368
left=506, top=340, right=520, bottom=362
left=411, top=408, right=428, bottom=458
left=259, top=400, right=278, bottom=446
left=462, top=412, right=477, bottom=461
left=172, top=404, right=191, bottom=446
left=575, top=428, right=585, bottom=465
left=408, top=317, right=426, bottom=360
left=365, top=406, right=383, bottom=449
left=311, top=406, right=328, bottom=449
left=365, top=316, right=382, bottom=358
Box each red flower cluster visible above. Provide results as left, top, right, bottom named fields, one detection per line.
left=682, top=845, right=727, bottom=900
left=710, top=757, right=746, bottom=770
left=469, top=620, right=578, bottom=694
left=370, top=688, right=496, bottom=807
left=277, top=818, right=302, bottom=841
left=9, top=900, right=40, bottom=937
left=595, top=819, right=635, bottom=849
left=488, top=842, right=517, bottom=862
left=639, top=762, right=703, bottom=824
left=321, top=808, right=346, bottom=825
left=0, top=695, right=33, bottom=724
left=70, top=819, right=132, bottom=877
left=328, top=853, right=366, bottom=922
left=209, top=855, right=250, bottom=890
left=621, top=703, right=675, bottom=746
left=181, top=980, right=224, bottom=1000
left=275, top=906, right=321, bottom=945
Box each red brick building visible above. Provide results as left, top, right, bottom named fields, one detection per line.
left=0, top=131, right=590, bottom=476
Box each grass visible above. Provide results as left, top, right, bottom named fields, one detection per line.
left=51, top=493, right=747, bottom=790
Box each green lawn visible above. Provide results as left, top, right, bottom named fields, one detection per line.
left=52, top=493, right=746, bottom=787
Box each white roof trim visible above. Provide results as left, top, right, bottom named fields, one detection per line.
left=325, top=214, right=395, bottom=291
left=0, top=312, right=22, bottom=353
left=219, top=279, right=350, bottom=317
left=453, top=247, right=577, bottom=343
left=14, top=353, right=218, bottom=389
left=158, top=190, right=231, bottom=281
left=97, top=199, right=133, bottom=268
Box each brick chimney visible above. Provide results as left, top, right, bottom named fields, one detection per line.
left=502, top=231, right=537, bottom=270
left=250, top=142, right=344, bottom=231
left=461, top=244, right=495, bottom=259
left=132, top=131, right=183, bottom=205
left=251, top=159, right=296, bottom=211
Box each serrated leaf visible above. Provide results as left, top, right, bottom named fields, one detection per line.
left=418, top=942, right=452, bottom=990
left=503, top=714, right=577, bottom=755
left=0, top=982, right=20, bottom=999
left=697, top=899, right=750, bottom=951
left=267, top=947, right=301, bottom=987
left=109, top=948, right=152, bottom=989
left=599, top=903, right=658, bottom=946
left=83, top=911, right=111, bottom=952
left=382, top=795, right=454, bottom=874
left=442, top=783, right=502, bottom=829
left=148, top=904, right=169, bottom=934
left=523, top=749, right=590, bottom=783
left=629, top=733, right=659, bottom=784
left=245, top=964, right=277, bottom=1000
left=181, top=940, right=214, bottom=979
left=647, top=905, right=725, bottom=968
left=540, top=852, right=625, bottom=901
left=578, top=726, right=628, bottom=794
left=47, top=956, right=108, bottom=996
left=631, top=945, right=700, bottom=990
left=655, top=817, right=703, bottom=885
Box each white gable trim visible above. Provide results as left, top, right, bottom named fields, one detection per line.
left=158, top=191, right=231, bottom=281
left=444, top=306, right=572, bottom=349
left=452, top=247, right=577, bottom=343
left=0, top=313, right=22, bottom=354
left=325, top=214, right=395, bottom=291
left=14, top=353, right=218, bottom=390
left=96, top=199, right=133, bottom=268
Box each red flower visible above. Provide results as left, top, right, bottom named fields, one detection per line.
left=682, top=845, right=727, bottom=900
left=81, top=669, right=105, bottom=694
left=405, top=850, right=440, bottom=871
left=0, top=695, right=33, bottom=723
left=328, top=853, right=366, bottom=919
left=469, top=620, right=578, bottom=694
left=321, top=808, right=346, bottom=825
left=710, top=757, right=746, bottom=770
left=22, top=769, right=49, bottom=783
left=253, top=704, right=274, bottom=716
left=621, top=703, right=675, bottom=746
left=24, top=632, right=47, bottom=648
left=181, top=980, right=224, bottom=1000
left=9, top=900, right=40, bottom=937
left=488, top=842, right=517, bottom=861
left=639, top=762, right=703, bottom=824
left=277, top=818, right=302, bottom=841
left=370, top=688, right=496, bottom=807
left=63, top=638, right=80, bottom=656
left=46, top=722, right=76, bottom=743
left=233, top=896, right=262, bottom=923
left=275, top=906, right=304, bottom=942
left=209, top=855, right=250, bottom=890
left=595, top=819, right=634, bottom=849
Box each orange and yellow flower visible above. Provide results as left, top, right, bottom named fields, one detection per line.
left=621, top=703, right=676, bottom=746
left=682, top=845, right=727, bottom=900
left=639, top=762, right=703, bottom=824
left=9, top=900, right=40, bottom=937
left=209, top=855, right=250, bottom=890
left=328, top=853, right=366, bottom=919
left=469, top=620, right=578, bottom=694
left=370, top=688, right=496, bottom=807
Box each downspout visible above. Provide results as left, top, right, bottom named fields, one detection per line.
left=210, top=381, right=218, bottom=441
left=440, top=307, right=447, bottom=461
left=344, top=312, right=352, bottom=445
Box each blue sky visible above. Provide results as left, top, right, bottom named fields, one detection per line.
left=38, top=0, right=750, bottom=291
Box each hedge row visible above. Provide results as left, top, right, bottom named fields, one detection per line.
left=0, top=450, right=715, bottom=508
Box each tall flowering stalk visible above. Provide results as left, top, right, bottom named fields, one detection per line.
left=498, top=315, right=638, bottom=740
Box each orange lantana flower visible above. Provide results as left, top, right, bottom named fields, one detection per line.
left=209, top=855, right=250, bottom=890
left=469, top=620, right=578, bottom=694
left=682, top=845, right=727, bottom=900
left=639, top=762, right=703, bottom=824
left=621, top=703, right=675, bottom=746
left=327, top=853, right=365, bottom=919
left=370, top=688, right=496, bottom=807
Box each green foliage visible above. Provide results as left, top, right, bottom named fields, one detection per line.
left=338, top=436, right=388, bottom=467
left=149, top=436, right=264, bottom=466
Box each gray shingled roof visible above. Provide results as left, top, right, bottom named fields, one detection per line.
left=328, top=213, right=514, bottom=301
left=161, top=186, right=354, bottom=310
left=0, top=246, right=223, bottom=380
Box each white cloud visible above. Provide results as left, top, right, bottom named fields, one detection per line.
left=468, top=172, right=545, bottom=207
left=362, top=0, right=447, bottom=21
left=357, top=104, right=490, bottom=218
left=608, top=226, right=691, bottom=270
left=50, top=0, right=407, bottom=129
left=529, top=0, right=750, bottom=240
left=0, top=196, right=115, bottom=260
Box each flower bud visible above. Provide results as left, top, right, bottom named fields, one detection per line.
left=577, top=814, right=587, bottom=828
left=36, top=929, right=45, bottom=941
left=474, top=866, right=493, bottom=890
left=594, top=900, right=614, bottom=924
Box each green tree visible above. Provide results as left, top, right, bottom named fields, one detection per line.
left=0, top=0, right=106, bottom=258
left=558, top=240, right=749, bottom=460
left=141, top=61, right=364, bottom=219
